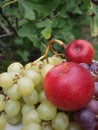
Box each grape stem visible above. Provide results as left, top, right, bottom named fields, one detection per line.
left=31, top=39, right=66, bottom=64
left=44, top=39, right=66, bottom=63
left=13, top=39, right=66, bottom=82
left=48, top=39, right=67, bottom=49
left=26, top=38, right=66, bottom=67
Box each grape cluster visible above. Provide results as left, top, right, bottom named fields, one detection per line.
left=74, top=61, right=98, bottom=130
left=0, top=55, right=98, bottom=130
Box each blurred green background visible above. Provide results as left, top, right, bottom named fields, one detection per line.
left=0, top=0, right=98, bottom=72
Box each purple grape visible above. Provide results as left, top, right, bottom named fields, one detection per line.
left=95, top=122, right=98, bottom=130
left=94, top=82, right=98, bottom=98
left=90, top=62, right=98, bottom=75
left=74, top=108, right=96, bottom=129
left=79, top=63, right=90, bottom=71
left=87, top=122, right=97, bottom=130
left=86, top=98, right=98, bottom=115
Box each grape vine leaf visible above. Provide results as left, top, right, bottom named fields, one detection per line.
left=18, top=0, right=35, bottom=20
left=37, top=19, right=52, bottom=39
left=65, top=0, right=83, bottom=14
left=18, top=22, right=39, bottom=48
left=17, top=50, right=29, bottom=62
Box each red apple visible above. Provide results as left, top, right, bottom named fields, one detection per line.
left=44, top=62, right=94, bottom=111
left=65, top=39, right=94, bottom=65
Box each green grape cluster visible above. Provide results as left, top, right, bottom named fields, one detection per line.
left=0, top=55, right=83, bottom=130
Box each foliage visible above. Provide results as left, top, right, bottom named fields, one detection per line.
left=0, top=0, right=98, bottom=68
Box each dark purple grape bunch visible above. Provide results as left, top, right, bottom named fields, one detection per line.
left=74, top=62, right=98, bottom=130
left=75, top=62, right=98, bottom=130
left=74, top=98, right=98, bottom=130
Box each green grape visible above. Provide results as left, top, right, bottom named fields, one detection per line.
left=41, top=64, right=54, bottom=78
left=25, top=60, right=43, bottom=73
left=52, top=55, right=63, bottom=65
left=9, top=71, right=20, bottom=80
left=2, top=88, right=8, bottom=95
left=66, top=122, right=83, bottom=130
left=23, top=89, right=39, bottom=105
left=7, top=62, right=24, bottom=74
left=22, top=104, right=35, bottom=116
left=5, top=112, right=21, bottom=125
left=21, top=122, right=42, bottom=130
left=22, top=109, right=41, bottom=125
left=52, top=112, right=69, bottom=130
left=0, top=72, right=13, bottom=88
left=0, top=94, right=6, bottom=112
left=42, top=125, right=54, bottom=130
left=7, top=84, right=21, bottom=100
left=5, top=99, right=21, bottom=116
left=43, top=56, right=63, bottom=66
left=0, top=115, right=6, bottom=130
left=31, top=61, right=44, bottom=73
left=37, top=101, right=57, bottom=121
left=39, top=90, right=47, bottom=103
left=43, top=57, right=54, bottom=65
left=24, top=70, right=41, bottom=87
left=35, top=83, right=43, bottom=93
left=17, top=76, right=34, bottom=96
left=41, top=121, right=55, bottom=130
left=24, top=63, right=31, bottom=70
left=18, top=97, right=25, bottom=108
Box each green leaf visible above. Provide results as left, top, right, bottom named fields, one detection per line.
left=41, top=26, right=52, bottom=39
left=52, top=18, right=65, bottom=29
left=17, top=50, right=29, bottom=62
left=4, top=7, right=19, bottom=18
left=18, top=23, right=34, bottom=37
left=37, top=19, right=51, bottom=28
left=37, top=19, right=52, bottom=39
left=18, top=22, right=40, bottom=47
left=25, top=0, right=60, bottom=17
left=53, top=20, right=75, bottom=43
left=18, top=0, right=35, bottom=20
left=65, top=0, right=83, bottom=14
left=28, top=35, right=40, bottom=48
